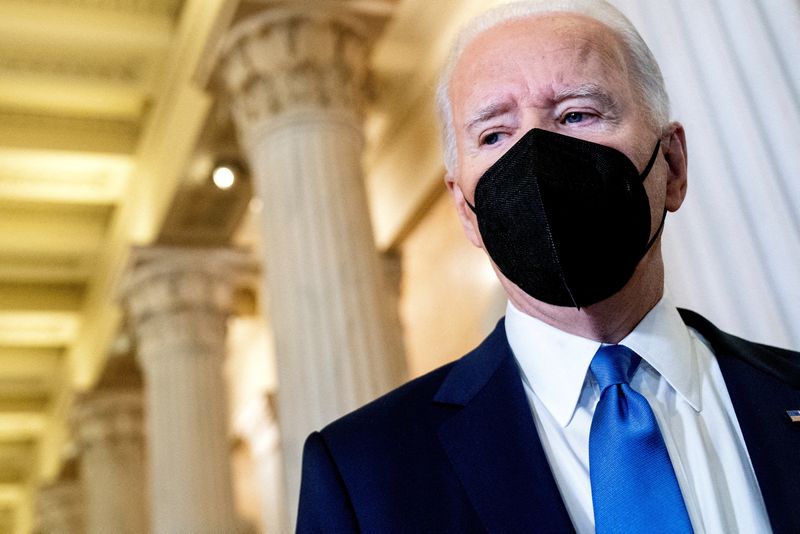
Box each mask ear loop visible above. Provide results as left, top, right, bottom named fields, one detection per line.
left=641, top=138, right=667, bottom=254
left=645, top=207, right=668, bottom=253
left=639, top=138, right=662, bottom=181
left=465, top=197, right=477, bottom=214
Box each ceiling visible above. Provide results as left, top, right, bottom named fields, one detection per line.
left=0, top=0, right=248, bottom=531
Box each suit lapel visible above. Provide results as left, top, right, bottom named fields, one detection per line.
left=434, top=321, right=575, bottom=534
left=680, top=309, right=800, bottom=533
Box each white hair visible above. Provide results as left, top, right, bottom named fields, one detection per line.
left=436, top=0, right=670, bottom=175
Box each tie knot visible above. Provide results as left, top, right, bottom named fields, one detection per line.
left=590, top=345, right=641, bottom=390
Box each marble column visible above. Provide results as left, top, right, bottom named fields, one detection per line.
left=217, top=6, right=406, bottom=513
left=120, top=246, right=254, bottom=534
left=34, top=458, right=85, bottom=534
left=73, top=350, right=147, bottom=534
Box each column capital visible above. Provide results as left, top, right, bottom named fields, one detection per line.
left=73, top=391, right=143, bottom=451
left=72, top=350, right=148, bottom=534
left=217, top=3, right=377, bottom=135
left=73, top=349, right=143, bottom=441
left=119, top=246, right=257, bottom=369
left=120, top=246, right=256, bottom=321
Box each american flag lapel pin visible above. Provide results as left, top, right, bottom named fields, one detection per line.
left=788, top=410, right=800, bottom=423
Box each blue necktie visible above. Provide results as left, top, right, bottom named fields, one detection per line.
left=589, top=345, right=693, bottom=534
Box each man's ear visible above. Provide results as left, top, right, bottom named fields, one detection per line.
left=662, top=122, right=688, bottom=212
left=445, top=174, right=484, bottom=249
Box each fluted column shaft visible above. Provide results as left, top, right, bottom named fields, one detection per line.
left=121, top=247, right=251, bottom=534
left=74, top=391, right=147, bottom=534
left=219, top=8, right=406, bottom=513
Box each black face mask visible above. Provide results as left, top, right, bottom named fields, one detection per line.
left=465, top=128, right=664, bottom=308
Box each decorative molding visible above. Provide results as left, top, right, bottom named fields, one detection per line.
left=218, top=10, right=370, bottom=129
left=0, top=110, right=139, bottom=154
left=73, top=392, right=143, bottom=450
left=0, top=167, right=127, bottom=206
left=0, top=111, right=139, bottom=138
left=0, top=56, right=144, bottom=85
left=0, top=169, right=111, bottom=189
left=0, top=311, right=80, bottom=347
left=21, top=0, right=183, bottom=18
left=0, top=253, right=90, bottom=284
left=0, top=254, right=84, bottom=271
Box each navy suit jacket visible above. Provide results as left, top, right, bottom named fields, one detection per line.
left=297, top=310, right=800, bottom=533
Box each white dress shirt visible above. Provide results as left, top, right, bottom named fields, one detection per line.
left=505, top=296, right=772, bottom=533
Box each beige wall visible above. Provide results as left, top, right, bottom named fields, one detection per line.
left=400, top=190, right=506, bottom=378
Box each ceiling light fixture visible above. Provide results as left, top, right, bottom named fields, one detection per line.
left=212, top=165, right=236, bottom=190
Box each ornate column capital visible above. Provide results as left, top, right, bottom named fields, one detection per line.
left=73, top=349, right=145, bottom=451
left=73, top=391, right=143, bottom=451
left=217, top=4, right=373, bottom=136
left=119, top=246, right=257, bottom=362
left=121, top=246, right=255, bottom=317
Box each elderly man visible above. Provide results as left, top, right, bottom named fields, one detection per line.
left=297, top=1, right=800, bottom=533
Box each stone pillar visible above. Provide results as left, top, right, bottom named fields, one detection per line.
left=73, top=350, right=147, bottom=534
left=35, top=457, right=85, bottom=534
left=120, top=247, right=253, bottom=534
left=217, top=6, right=406, bottom=514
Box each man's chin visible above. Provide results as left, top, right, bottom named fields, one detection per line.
left=494, top=258, right=665, bottom=343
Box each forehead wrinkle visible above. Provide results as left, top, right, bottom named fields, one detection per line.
left=464, top=99, right=517, bottom=132
left=551, top=83, right=621, bottom=111
left=521, top=34, right=628, bottom=107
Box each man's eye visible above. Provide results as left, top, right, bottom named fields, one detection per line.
left=482, top=132, right=502, bottom=145
left=564, top=112, right=585, bottom=124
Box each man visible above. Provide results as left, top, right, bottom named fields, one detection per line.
left=297, top=1, right=800, bottom=532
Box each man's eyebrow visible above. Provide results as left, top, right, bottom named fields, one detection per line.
left=553, top=83, right=620, bottom=110
left=464, top=101, right=515, bottom=132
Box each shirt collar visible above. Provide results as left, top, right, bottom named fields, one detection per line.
left=618, top=298, right=701, bottom=413
left=505, top=300, right=600, bottom=427
left=505, top=296, right=701, bottom=428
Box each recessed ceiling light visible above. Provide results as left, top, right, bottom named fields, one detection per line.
left=212, top=165, right=236, bottom=190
